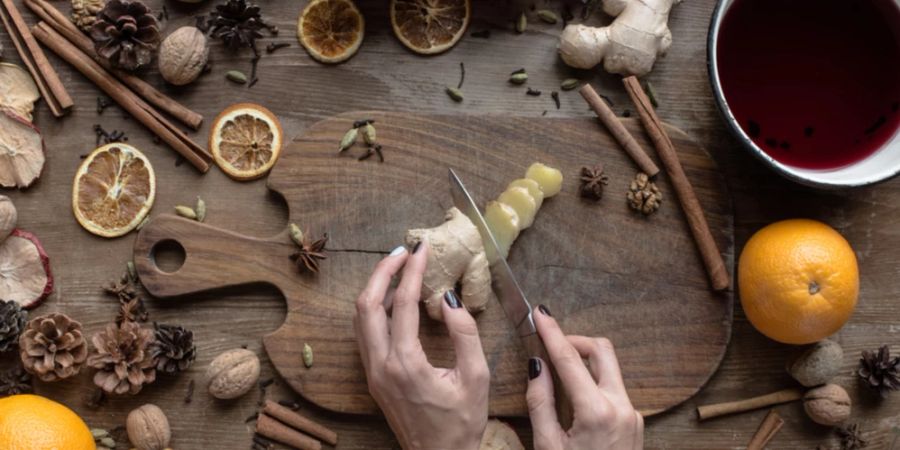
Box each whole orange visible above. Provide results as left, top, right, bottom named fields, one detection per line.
left=739, top=219, right=859, bottom=344
left=0, top=394, right=95, bottom=450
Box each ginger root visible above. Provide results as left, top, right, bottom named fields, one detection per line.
left=558, top=0, right=681, bottom=76
left=406, top=207, right=492, bottom=321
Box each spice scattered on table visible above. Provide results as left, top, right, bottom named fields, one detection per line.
left=91, top=428, right=117, bottom=450
left=0, top=365, right=32, bottom=396
left=536, top=9, right=559, bottom=24
left=266, top=42, right=290, bottom=53
left=579, top=163, right=609, bottom=200
left=509, top=68, right=528, bottom=84
left=836, top=423, right=867, bottom=450
left=302, top=343, right=313, bottom=368
left=551, top=91, right=560, bottom=109
left=858, top=345, right=899, bottom=398
left=516, top=11, right=527, bottom=33
left=560, top=78, right=580, bottom=91
left=226, top=69, right=248, bottom=84
left=627, top=172, right=662, bottom=215
left=446, top=86, right=464, bottom=102
left=471, top=29, right=490, bottom=39
left=289, top=224, right=328, bottom=274
left=526, top=87, right=541, bottom=96
left=206, top=0, right=272, bottom=55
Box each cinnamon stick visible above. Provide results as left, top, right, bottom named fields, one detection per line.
left=579, top=84, right=660, bottom=177
left=747, top=410, right=784, bottom=450
left=262, top=400, right=337, bottom=446
left=32, top=22, right=210, bottom=172
left=697, top=388, right=803, bottom=421
left=23, top=0, right=203, bottom=130
left=622, top=76, right=730, bottom=291
left=0, top=0, right=72, bottom=117
left=256, top=413, right=322, bottom=450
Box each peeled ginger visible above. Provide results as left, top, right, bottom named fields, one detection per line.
left=484, top=201, right=521, bottom=259
left=525, top=163, right=563, bottom=197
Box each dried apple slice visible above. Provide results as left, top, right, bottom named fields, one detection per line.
left=0, top=229, right=53, bottom=309
left=0, top=109, right=45, bottom=188
left=0, top=63, right=40, bottom=122
left=0, top=195, right=17, bottom=242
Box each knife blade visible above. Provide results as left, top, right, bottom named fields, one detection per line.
left=448, top=169, right=573, bottom=427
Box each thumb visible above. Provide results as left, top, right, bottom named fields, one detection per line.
left=442, top=290, right=489, bottom=384
left=527, top=357, right=564, bottom=450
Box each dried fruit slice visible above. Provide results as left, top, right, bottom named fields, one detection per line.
left=479, top=419, right=524, bottom=450
left=0, top=109, right=45, bottom=188
left=72, top=143, right=156, bottom=238
left=0, top=195, right=17, bottom=242
left=0, top=229, right=53, bottom=309
left=297, top=0, right=365, bottom=64
left=390, top=0, right=471, bottom=55
left=0, top=63, right=40, bottom=122
left=209, top=103, right=284, bottom=180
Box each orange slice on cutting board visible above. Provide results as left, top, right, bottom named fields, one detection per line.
left=390, top=0, right=471, bottom=55
left=297, top=0, right=365, bottom=64
left=72, top=143, right=155, bottom=238
left=209, top=103, right=283, bottom=181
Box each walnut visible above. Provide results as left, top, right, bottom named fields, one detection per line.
left=71, top=0, right=106, bottom=33
left=803, top=383, right=851, bottom=426
left=627, top=172, right=662, bottom=215
left=126, top=404, right=172, bottom=450
left=158, top=26, right=209, bottom=86
left=206, top=348, right=260, bottom=399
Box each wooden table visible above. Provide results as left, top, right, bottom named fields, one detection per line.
left=2, top=0, right=899, bottom=448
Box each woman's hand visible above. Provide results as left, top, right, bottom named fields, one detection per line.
left=354, top=242, right=490, bottom=450
left=527, top=305, right=644, bottom=450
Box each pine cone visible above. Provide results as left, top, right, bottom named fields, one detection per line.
left=150, top=323, right=196, bottom=374
left=90, top=0, right=160, bottom=71
left=858, top=345, right=900, bottom=398
left=0, top=299, right=27, bottom=352
left=0, top=365, right=32, bottom=396
left=18, top=313, right=88, bottom=382
left=87, top=321, right=156, bottom=395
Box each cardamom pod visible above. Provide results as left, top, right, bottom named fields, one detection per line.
left=644, top=81, right=659, bottom=108
left=126, top=261, right=137, bottom=281
left=560, top=78, right=580, bottom=91
left=225, top=70, right=247, bottom=84
left=195, top=197, right=207, bottom=222
left=289, top=223, right=304, bottom=246
left=536, top=9, right=559, bottom=24
left=99, top=437, right=116, bottom=448
left=303, top=343, right=313, bottom=368
left=175, top=205, right=197, bottom=220
left=446, top=86, right=464, bottom=102
left=338, top=127, right=358, bottom=152
left=91, top=428, right=109, bottom=439
left=510, top=72, right=528, bottom=85
left=362, top=122, right=376, bottom=145
left=516, top=11, right=527, bottom=33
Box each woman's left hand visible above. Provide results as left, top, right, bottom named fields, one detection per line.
left=354, top=242, right=490, bottom=450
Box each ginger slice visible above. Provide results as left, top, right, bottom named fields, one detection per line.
left=525, top=162, right=563, bottom=197
left=484, top=201, right=520, bottom=259
left=507, top=178, right=544, bottom=210
left=498, top=186, right=537, bottom=230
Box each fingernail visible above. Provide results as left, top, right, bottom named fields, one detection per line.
left=538, top=304, right=552, bottom=316
left=412, top=241, right=423, bottom=254
left=389, top=246, right=407, bottom=257
left=444, top=290, right=461, bottom=309
left=528, top=357, right=542, bottom=380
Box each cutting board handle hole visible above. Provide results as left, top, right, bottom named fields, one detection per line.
left=150, top=239, right=186, bottom=274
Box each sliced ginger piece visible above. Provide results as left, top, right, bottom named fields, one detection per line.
left=498, top=186, right=537, bottom=230
left=508, top=178, right=544, bottom=210
left=525, top=162, right=563, bottom=197
left=484, top=200, right=520, bottom=259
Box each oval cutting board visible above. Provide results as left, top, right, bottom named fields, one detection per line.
left=133, top=112, right=734, bottom=417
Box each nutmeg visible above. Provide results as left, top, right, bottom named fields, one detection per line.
left=158, top=26, right=209, bottom=86
left=786, top=339, right=843, bottom=387
left=0, top=195, right=17, bottom=242
left=206, top=348, right=260, bottom=399
left=126, top=404, right=171, bottom=450
left=803, top=383, right=851, bottom=426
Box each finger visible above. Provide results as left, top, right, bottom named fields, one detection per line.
left=533, top=305, right=599, bottom=409
left=442, top=290, right=488, bottom=384
left=390, top=240, right=428, bottom=352
left=567, top=336, right=628, bottom=397
left=355, top=246, right=408, bottom=365
left=526, top=357, right=564, bottom=446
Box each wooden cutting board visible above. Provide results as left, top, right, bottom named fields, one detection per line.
left=133, top=112, right=734, bottom=417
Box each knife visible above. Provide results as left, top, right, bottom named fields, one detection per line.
left=448, top=169, right=573, bottom=428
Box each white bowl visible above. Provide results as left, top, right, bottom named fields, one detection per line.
left=707, top=0, right=900, bottom=188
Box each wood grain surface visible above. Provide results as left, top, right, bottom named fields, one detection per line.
left=1, top=0, right=899, bottom=448
left=132, top=112, right=734, bottom=417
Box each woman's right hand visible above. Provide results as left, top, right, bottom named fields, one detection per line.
left=526, top=305, right=644, bottom=450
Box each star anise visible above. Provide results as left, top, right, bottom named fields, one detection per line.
left=0, top=365, right=32, bottom=396
left=837, top=423, right=867, bottom=450
left=205, top=0, right=271, bottom=55
left=858, top=345, right=900, bottom=398
left=288, top=224, right=328, bottom=274
left=580, top=163, right=609, bottom=200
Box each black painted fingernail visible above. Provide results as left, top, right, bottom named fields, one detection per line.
left=444, top=290, right=461, bottom=309
left=538, top=304, right=552, bottom=316
left=412, top=241, right=423, bottom=254
left=528, top=357, right=542, bottom=380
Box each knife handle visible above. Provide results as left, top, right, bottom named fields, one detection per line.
left=522, top=333, right=574, bottom=429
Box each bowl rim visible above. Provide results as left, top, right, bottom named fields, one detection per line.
left=706, top=0, right=900, bottom=189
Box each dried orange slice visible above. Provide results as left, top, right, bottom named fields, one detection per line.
left=390, top=0, right=470, bottom=55
left=72, top=143, right=155, bottom=238
left=209, top=103, right=283, bottom=180
left=297, top=0, right=365, bottom=64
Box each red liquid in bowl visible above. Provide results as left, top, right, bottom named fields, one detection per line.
left=717, top=0, right=900, bottom=170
